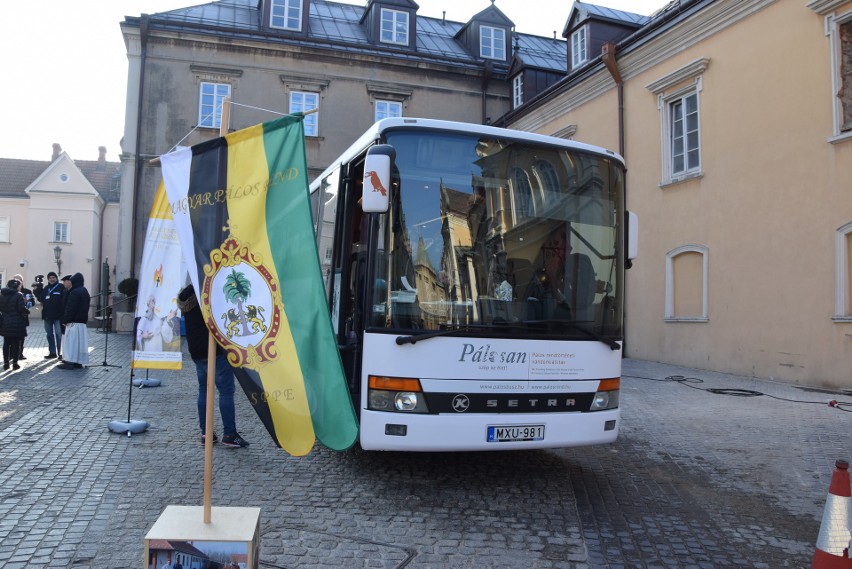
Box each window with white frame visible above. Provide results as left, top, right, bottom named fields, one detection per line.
left=380, top=8, right=408, bottom=45
left=53, top=221, right=69, bottom=243
left=834, top=222, right=852, bottom=320
left=809, top=3, right=852, bottom=141
left=665, top=245, right=708, bottom=321
left=669, top=91, right=700, bottom=177
left=0, top=216, right=9, bottom=242
left=480, top=26, right=505, bottom=60
left=270, top=0, right=302, bottom=31
left=841, top=18, right=852, bottom=133
left=375, top=100, right=402, bottom=122
left=512, top=74, right=524, bottom=109
left=198, top=82, right=231, bottom=129
left=571, top=26, right=587, bottom=68
left=289, top=91, right=319, bottom=136
left=646, top=58, right=709, bottom=185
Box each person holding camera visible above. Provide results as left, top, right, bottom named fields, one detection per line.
left=34, top=272, right=64, bottom=359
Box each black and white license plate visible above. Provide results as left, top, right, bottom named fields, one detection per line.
left=486, top=424, right=545, bottom=442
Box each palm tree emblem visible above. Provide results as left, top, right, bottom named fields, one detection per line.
left=224, top=268, right=252, bottom=337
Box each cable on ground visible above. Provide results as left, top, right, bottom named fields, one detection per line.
left=623, top=374, right=852, bottom=412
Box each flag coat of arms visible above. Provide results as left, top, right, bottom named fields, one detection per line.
left=161, top=114, right=358, bottom=456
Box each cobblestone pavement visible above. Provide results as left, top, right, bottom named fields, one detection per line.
left=0, top=322, right=849, bottom=568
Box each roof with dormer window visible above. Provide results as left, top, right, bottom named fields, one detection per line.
left=126, top=0, right=565, bottom=72
left=564, top=0, right=649, bottom=34
left=452, top=1, right=513, bottom=39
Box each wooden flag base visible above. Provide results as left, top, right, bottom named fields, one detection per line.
left=144, top=505, right=260, bottom=569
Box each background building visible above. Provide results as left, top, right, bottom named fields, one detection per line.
left=117, top=0, right=565, bottom=290
left=0, top=144, right=120, bottom=318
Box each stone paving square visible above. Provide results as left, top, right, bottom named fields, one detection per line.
left=0, top=320, right=849, bottom=568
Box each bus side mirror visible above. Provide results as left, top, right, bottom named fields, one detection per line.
left=362, top=144, right=395, bottom=213
left=626, top=211, right=638, bottom=263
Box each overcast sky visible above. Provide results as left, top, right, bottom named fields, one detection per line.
left=0, top=0, right=666, bottom=162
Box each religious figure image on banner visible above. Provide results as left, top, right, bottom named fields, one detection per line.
left=132, top=181, right=186, bottom=370
left=135, top=290, right=180, bottom=352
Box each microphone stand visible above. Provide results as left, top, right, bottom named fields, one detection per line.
left=107, top=293, right=149, bottom=436
left=94, top=293, right=125, bottom=368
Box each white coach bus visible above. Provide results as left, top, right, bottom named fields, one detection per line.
left=310, top=118, right=637, bottom=451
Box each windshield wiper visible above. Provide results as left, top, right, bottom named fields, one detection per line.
left=518, top=320, right=622, bottom=350
left=395, top=323, right=497, bottom=345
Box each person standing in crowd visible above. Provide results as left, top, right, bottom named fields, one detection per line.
left=60, top=275, right=73, bottom=354
left=0, top=279, right=30, bottom=371
left=12, top=274, right=32, bottom=360
left=34, top=272, right=65, bottom=359
left=177, top=283, right=249, bottom=448
left=58, top=273, right=90, bottom=370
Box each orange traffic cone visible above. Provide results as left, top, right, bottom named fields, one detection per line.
left=813, top=459, right=852, bottom=568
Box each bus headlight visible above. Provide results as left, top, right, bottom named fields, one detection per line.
left=368, top=375, right=430, bottom=413
left=369, top=390, right=393, bottom=410
left=589, top=378, right=620, bottom=411
left=395, top=392, right=419, bottom=411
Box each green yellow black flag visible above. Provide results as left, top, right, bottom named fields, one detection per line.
left=161, top=114, right=358, bottom=456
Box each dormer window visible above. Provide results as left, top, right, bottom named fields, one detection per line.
left=480, top=26, right=506, bottom=60
left=571, top=25, right=588, bottom=68
left=270, top=0, right=302, bottom=31
left=512, top=74, right=523, bottom=108
left=381, top=8, right=409, bottom=45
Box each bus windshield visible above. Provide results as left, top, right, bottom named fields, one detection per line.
left=369, top=130, right=625, bottom=339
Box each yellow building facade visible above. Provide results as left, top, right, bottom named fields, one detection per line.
left=508, top=0, right=852, bottom=388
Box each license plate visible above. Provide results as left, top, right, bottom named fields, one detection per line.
left=486, top=424, right=545, bottom=442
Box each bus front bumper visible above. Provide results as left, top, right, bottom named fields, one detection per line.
left=358, top=408, right=619, bottom=451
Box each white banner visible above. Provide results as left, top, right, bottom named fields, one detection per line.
left=131, top=180, right=185, bottom=369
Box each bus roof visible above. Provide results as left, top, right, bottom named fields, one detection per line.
left=309, top=118, right=624, bottom=190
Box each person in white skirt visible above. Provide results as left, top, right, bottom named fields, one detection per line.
left=58, top=273, right=90, bottom=370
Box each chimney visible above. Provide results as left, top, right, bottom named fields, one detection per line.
left=52, top=143, right=61, bottom=161
left=97, top=146, right=107, bottom=171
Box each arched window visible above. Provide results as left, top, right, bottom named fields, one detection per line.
left=665, top=244, right=708, bottom=321
left=511, top=168, right=533, bottom=219
left=533, top=160, right=559, bottom=196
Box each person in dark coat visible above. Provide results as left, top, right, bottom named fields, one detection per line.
left=58, top=273, right=90, bottom=370
left=35, top=272, right=65, bottom=359
left=176, top=283, right=249, bottom=448
left=0, top=279, right=30, bottom=371
left=12, top=274, right=31, bottom=361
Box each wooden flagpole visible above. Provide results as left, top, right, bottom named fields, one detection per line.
left=203, top=333, right=216, bottom=523
left=203, top=97, right=232, bottom=524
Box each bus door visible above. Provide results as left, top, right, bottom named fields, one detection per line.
left=334, top=159, right=370, bottom=400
